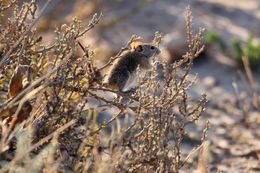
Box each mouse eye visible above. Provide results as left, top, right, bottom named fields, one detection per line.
left=150, top=46, right=155, bottom=50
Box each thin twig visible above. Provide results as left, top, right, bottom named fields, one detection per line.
left=0, top=49, right=74, bottom=113
left=0, top=0, right=53, bottom=67
left=242, top=55, right=260, bottom=108
left=97, top=35, right=140, bottom=71
left=29, top=119, right=77, bottom=152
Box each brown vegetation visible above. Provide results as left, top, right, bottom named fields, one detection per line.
left=0, top=1, right=209, bottom=172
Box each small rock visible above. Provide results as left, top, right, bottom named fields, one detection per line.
left=202, top=76, right=217, bottom=88
left=216, top=138, right=229, bottom=149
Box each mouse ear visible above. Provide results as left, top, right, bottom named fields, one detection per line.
left=130, top=39, right=143, bottom=49
left=135, top=45, right=143, bottom=52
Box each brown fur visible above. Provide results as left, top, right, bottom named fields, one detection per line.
left=104, top=42, right=160, bottom=92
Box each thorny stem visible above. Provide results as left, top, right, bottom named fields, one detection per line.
left=77, top=13, right=103, bottom=38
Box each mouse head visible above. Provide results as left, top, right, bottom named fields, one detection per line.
left=130, top=40, right=160, bottom=58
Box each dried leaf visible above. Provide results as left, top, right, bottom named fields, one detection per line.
left=9, top=101, right=32, bottom=131
left=8, top=66, right=23, bottom=98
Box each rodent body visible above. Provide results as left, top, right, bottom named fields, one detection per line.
left=103, top=41, right=160, bottom=92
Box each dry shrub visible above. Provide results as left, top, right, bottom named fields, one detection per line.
left=233, top=54, right=260, bottom=126
left=0, top=1, right=207, bottom=172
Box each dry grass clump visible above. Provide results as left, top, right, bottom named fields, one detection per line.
left=0, top=1, right=207, bottom=172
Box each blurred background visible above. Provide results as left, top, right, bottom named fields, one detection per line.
left=36, top=0, right=260, bottom=172
left=38, top=0, right=260, bottom=79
